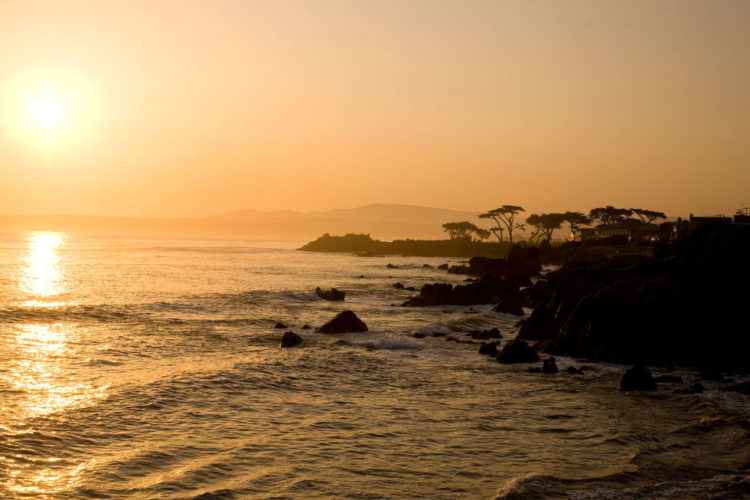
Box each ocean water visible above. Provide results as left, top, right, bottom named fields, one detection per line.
left=0, top=232, right=748, bottom=499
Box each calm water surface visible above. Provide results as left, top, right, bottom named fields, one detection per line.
left=0, top=233, right=748, bottom=499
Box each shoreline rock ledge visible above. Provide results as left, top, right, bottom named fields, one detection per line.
left=317, top=310, right=368, bottom=334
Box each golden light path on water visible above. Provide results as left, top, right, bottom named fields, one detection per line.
left=0, top=232, right=106, bottom=496
left=19, top=232, right=67, bottom=305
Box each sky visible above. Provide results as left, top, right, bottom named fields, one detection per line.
left=1, top=0, right=749, bottom=218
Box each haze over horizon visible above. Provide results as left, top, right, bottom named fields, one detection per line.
left=2, top=0, right=749, bottom=219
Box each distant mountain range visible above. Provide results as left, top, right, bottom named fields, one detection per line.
left=0, top=204, right=482, bottom=240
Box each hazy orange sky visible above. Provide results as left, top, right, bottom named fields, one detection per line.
left=1, top=0, right=748, bottom=218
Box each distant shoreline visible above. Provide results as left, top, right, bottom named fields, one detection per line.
left=298, top=233, right=510, bottom=258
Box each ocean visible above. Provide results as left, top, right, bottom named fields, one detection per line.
left=0, top=233, right=748, bottom=499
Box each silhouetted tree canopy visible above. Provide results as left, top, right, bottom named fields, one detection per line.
left=442, top=221, right=478, bottom=239
left=589, top=206, right=634, bottom=226
left=442, top=221, right=492, bottom=241
left=479, top=205, right=525, bottom=246
left=563, top=211, right=592, bottom=238
left=526, top=213, right=566, bottom=241
left=630, top=208, right=667, bottom=225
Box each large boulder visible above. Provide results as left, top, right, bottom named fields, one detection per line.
left=619, top=365, right=656, bottom=391
left=280, top=331, right=302, bottom=348
left=491, top=292, right=525, bottom=316
left=479, top=341, right=500, bottom=356
left=315, top=287, right=346, bottom=301
left=401, top=283, right=453, bottom=306
left=516, top=305, right=558, bottom=341
left=496, top=340, right=540, bottom=364
left=402, top=275, right=522, bottom=307
left=316, top=310, right=368, bottom=334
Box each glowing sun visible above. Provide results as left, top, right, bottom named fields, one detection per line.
left=27, top=96, right=63, bottom=128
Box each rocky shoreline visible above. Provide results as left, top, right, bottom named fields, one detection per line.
left=288, top=224, right=750, bottom=393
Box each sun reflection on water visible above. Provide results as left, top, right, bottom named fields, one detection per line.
left=19, top=232, right=68, bottom=306
left=0, top=323, right=107, bottom=497
left=4, top=323, right=107, bottom=419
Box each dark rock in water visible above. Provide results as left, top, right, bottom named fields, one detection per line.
left=448, top=264, right=470, bottom=274
left=579, top=365, right=593, bottom=372
left=401, top=275, right=521, bottom=307
left=542, top=357, right=559, bottom=373
left=492, top=292, right=525, bottom=316
left=280, top=331, right=302, bottom=348
left=406, top=286, right=417, bottom=291
left=496, top=340, right=540, bottom=364
left=445, top=336, right=457, bottom=342
left=422, top=264, right=433, bottom=269
left=274, top=322, right=287, bottom=329
left=438, top=263, right=449, bottom=270
left=358, top=275, right=365, bottom=278
left=565, top=366, right=584, bottom=375
left=725, top=381, right=750, bottom=394
left=517, top=305, right=558, bottom=341
left=655, top=375, right=683, bottom=384
left=387, top=263, right=398, bottom=269
left=302, top=324, right=311, bottom=330
left=412, top=332, right=426, bottom=338
left=393, top=282, right=406, bottom=289
left=467, top=328, right=502, bottom=340
left=467, top=250, right=541, bottom=284
left=315, top=287, right=346, bottom=301
left=522, top=279, right=554, bottom=308
left=316, top=310, right=368, bottom=334
left=431, top=331, right=447, bottom=338
left=528, top=367, right=542, bottom=373
left=620, top=365, right=656, bottom=391
left=478, top=341, right=500, bottom=356
left=700, top=368, right=724, bottom=381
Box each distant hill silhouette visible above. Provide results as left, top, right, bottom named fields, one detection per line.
left=0, top=204, right=479, bottom=240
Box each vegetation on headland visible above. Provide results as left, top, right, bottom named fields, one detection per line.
left=298, top=203, right=675, bottom=260
left=298, top=232, right=510, bottom=258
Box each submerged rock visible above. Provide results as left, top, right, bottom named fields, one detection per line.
left=564, top=366, right=584, bottom=375
left=302, top=324, right=311, bottom=330
left=619, top=365, right=656, bottom=391
left=467, top=328, right=502, bottom=340
left=437, top=263, right=449, bottom=270
left=542, top=357, right=559, bottom=373
left=387, top=263, right=398, bottom=269
left=478, top=341, right=500, bottom=357
left=315, top=287, right=346, bottom=301
left=274, top=322, right=288, bottom=329
left=316, top=310, right=368, bottom=334
left=496, top=340, right=540, bottom=364
left=280, top=331, right=302, bottom=348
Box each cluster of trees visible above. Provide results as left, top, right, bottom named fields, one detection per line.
left=442, top=205, right=668, bottom=243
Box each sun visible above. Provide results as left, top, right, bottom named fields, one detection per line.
left=27, top=96, right=63, bottom=128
